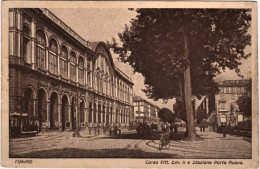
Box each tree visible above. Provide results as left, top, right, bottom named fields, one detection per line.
left=110, top=9, right=251, bottom=141
left=173, top=98, right=186, bottom=122
left=158, top=108, right=176, bottom=123
left=237, top=95, right=252, bottom=117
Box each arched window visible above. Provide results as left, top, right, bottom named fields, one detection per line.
left=93, top=103, right=96, bottom=123
left=60, top=46, right=68, bottom=78
left=87, top=59, right=91, bottom=86
left=80, top=99, right=85, bottom=123
left=117, top=81, right=120, bottom=99
left=78, top=56, right=84, bottom=85
left=36, top=30, right=46, bottom=70
left=116, top=109, right=118, bottom=123
left=96, top=72, right=100, bottom=92
left=49, top=38, right=58, bottom=75
left=128, top=87, right=130, bottom=103
left=23, top=26, right=31, bottom=63
left=103, top=105, right=105, bottom=123
left=98, top=104, right=101, bottom=123
left=70, top=52, right=77, bottom=82
left=106, top=106, right=109, bottom=123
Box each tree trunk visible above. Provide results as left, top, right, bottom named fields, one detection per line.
left=183, top=30, right=197, bottom=141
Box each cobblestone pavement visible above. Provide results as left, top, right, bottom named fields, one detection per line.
left=9, top=127, right=251, bottom=158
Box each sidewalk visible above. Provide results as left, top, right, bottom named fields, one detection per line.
left=143, top=129, right=252, bottom=158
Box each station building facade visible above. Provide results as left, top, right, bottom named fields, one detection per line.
left=9, top=8, right=134, bottom=134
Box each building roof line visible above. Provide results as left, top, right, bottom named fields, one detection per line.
left=41, top=8, right=92, bottom=51
left=133, top=95, right=161, bottom=109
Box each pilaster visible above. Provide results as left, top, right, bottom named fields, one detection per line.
left=31, top=18, right=36, bottom=69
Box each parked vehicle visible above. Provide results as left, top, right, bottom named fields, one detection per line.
left=10, top=112, right=39, bottom=138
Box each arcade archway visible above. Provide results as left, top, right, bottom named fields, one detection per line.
left=50, top=92, right=58, bottom=129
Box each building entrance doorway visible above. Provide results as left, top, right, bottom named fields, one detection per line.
left=71, top=97, right=76, bottom=130
left=62, top=95, right=69, bottom=131
left=37, top=89, right=47, bottom=132
left=50, top=92, right=58, bottom=129
left=80, top=99, right=85, bottom=126
left=24, top=88, right=34, bottom=116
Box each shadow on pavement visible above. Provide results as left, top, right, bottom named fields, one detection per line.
left=102, top=131, right=186, bottom=141
left=10, top=148, right=182, bottom=158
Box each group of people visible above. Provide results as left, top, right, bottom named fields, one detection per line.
left=136, top=122, right=151, bottom=135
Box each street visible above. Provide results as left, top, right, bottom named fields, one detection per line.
left=10, top=127, right=251, bottom=158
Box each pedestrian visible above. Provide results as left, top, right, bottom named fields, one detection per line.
left=65, top=119, right=70, bottom=128
left=170, top=123, right=174, bottom=133
left=221, top=123, right=226, bottom=138
left=174, top=124, right=178, bottom=135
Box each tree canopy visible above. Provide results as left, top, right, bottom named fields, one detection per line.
left=158, top=108, right=176, bottom=123
left=110, top=9, right=251, bottom=100
left=237, top=95, right=252, bottom=117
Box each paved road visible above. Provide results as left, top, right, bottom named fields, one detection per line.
left=9, top=127, right=251, bottom=158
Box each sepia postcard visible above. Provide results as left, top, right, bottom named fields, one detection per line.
left=1, top=1, right=258, bottom=168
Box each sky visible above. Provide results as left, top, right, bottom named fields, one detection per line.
left=50, top=8, right=252, bottom=110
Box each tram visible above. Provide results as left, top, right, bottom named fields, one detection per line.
left=10, top=112, right=39, bottom=137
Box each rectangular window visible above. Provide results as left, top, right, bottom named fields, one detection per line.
left=140, top=106, right=144, bottom=112
left=87, top=72, right=91, bottom=86
left=219, top=87, right=224, bottom=94
left=237, top=87, right=241, bottom=93
left=134, top=106, right=138, bottom=113
left=219, top=102, right=226, bottom=110
left=241, top=87, right=245, bottom=93
left=224, top=87, right=229, bottom=94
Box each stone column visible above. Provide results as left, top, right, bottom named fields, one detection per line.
left=91, top=103, right=94, bottom=123
left=46, top=47, right=49, bottom=72
left=68, top=59, right=71, bottom=80
left=84, top=68, right=87, bottom=87
left=96, top=102, right=98, bottom=123
left=58, top=103, right=62, bottom=131
left=68, top=104, right=72, bottom=130
left=76, top=64, right=79, bottom=84
left=47, top=100, right=50, bottom=127
left=90, top=70, right=93, bottom=88
left=57, top=53, right=61, bottom=77
left=84, top=106, right=89, bottom=124
left=34, top=99, right=37, bottom=116
left=17, top=10, right=21, bottom=58
left=31, top=18, right=37, bottom=69
left=100, top=104, right=103, bottom=123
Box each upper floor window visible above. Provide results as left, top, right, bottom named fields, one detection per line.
left=237, top=87, right=241, bottom=93
left=23, top=26, right=31, bottom=63
left=219, top=87, right=224, bottom=94
left=36, top=30, right=46, bottom=70
left=87, top=59, right=91, bottom=86
left=78, top=56, right=84, bottom=85
left=50, top=39, right=58, bottom=53
left=36, top=30, right=46, bottom=47
left=241, top=87, right=245, bottom=94
left=70, top=51, right=77, bottom=82
left=49, top=38, right=58, bottom=75
left=60, top=45, right=68, bottom=78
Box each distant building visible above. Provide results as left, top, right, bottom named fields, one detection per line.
left=133, top=95, right=160, bottom=123
left=215, top=80, right=250, bottom=126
